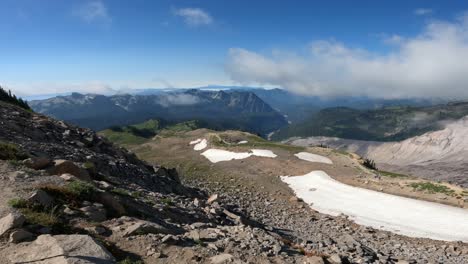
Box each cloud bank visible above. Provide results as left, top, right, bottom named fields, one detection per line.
left=174, top=8, right=213, bottom=27
left=225, top=14, right=468, bottom=99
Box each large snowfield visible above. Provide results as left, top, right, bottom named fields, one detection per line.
left=295, top=152, right=333, bottom=164
left=201, top=149, right=277, bottom=163
left=281, top=171, right=468, bottom=242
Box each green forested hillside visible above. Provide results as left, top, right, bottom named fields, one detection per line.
left=273, top=102, right=468, bottom=141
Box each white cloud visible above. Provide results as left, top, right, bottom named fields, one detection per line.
left=74, top=0, right=111, bottom=25
left=173, top=8, right=213, bottom=27
left=415, top=8, right=433, bottom=16
left=225, top=14, right=468, bottom=99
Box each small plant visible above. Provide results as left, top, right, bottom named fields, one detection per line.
left=83, top=162, right=95, bottom=169
left=20, top=208, right=60, bottom=227
left=8, top=198, right=30, bottom=208
left=410, top=182, right=454, bottom=195
left=160, top=197, right=173, bottom=206
left=118, top=257, right=144, bottom=264
left=111, top=188, right=131, bottom=196
left=131, top=191, right=143, bottom=198
left=362, top=158, right=377, bottom=170
left=66, top=180, right=96, bottom=198
left=0, top=142, right=28, bottom=160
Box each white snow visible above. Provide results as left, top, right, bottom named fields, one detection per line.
left=281, top=171, right=468, bottom=242
left=295, top=152, right=333, bottom=164
left=250, top=149, right=277, bottom=158
left=238, top=140, right=248, bottom=144
left=201, top=149, right=252, bottom=163
left=201, top=148, right=277, bottom=163
left=194, top=139, right=208, bottom=151
left=190, top=139, right=202, bottom=145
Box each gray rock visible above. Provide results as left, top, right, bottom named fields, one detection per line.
left=7, top=234, right=115, bottom=263
left=108, top=217, right=173, bottom=237
left=0, top=212, right=25, bottom=237
left=9, top=229, right=33, bottom=243
left=80, top=204, right=107, bottom=222
left=328, top=254, right=342, bottom=264
left=207, top=194, right=218, bottom=204
left=210, top=253, right=234, bottom=264
left=47, top=160, right=91, bottom=181
left=28, top=189, right=54, bottom=207
left=60, top=173, right=76, bottom=181
left=23, top=157, right=52, bottom=170
left=301, top=256, right=325, bottom=264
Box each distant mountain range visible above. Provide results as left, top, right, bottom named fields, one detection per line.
left=25, top=85, right=445, bottom=123
left=29, top=89, right=287, bottom=135
left=274, top=101, right=468, bottom=141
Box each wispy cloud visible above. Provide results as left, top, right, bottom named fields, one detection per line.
left=73, top=0, right=111, bottom=25
left=225, top=13, right=468, bottom=99
left=173, top=7, right=213, bottom=27
left=415, top=8, right=433, bottom=16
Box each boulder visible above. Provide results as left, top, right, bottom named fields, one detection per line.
left=0, top=212, right=25, bottom=237
left=9, top=229, right=33, bottom=243
left=7, top=234, right=115, bottom=263
left=207, top=194, right=218, bottom=204
left=23, top=157, right=52, bottom=170
left=108, top=217, right=174, bottom=237
left=328, top=254, right=343, bottom=264
left=28, top=189, right=54, bottom=207
left=210, top=254, right=234, bottom=264
left=80, top=203, right=107, bottom=222
left=302, top=256, right=325, bottom=264
left=95, top=192, right=126, bottom=216
left=47, top=160, right=91, bottom=181
left=223, top=209, right=245, bottom=225
left=60, top=173, right=76, bottom=181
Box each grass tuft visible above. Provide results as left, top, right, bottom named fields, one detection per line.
left=409, top=182, right=455, bottom=195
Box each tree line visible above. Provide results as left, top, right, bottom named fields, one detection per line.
left=0, top=86, right=31, bottom=110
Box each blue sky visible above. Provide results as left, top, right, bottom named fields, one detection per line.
left=2, top=0, right=468, bottom=98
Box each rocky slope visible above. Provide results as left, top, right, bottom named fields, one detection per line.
left=29, top=90, right=287, bottom=135
left=116, top=128, right=468, bottom=263
left=0, top=101, right=316, bottom=263
left=285, top=116, right=468, bottom=187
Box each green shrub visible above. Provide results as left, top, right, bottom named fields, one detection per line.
left=118, top=258, right=144, bottom=264
left=410, top=182, right=454, bottom=195
left=20, top=207, right=60, bottom=227
left=8, top=198, right=30, bottom=208
left=160, top=197, right=173, bottom=206
left=66, top=180, right=96, bottom=198
left=111, top=188, right=131, bottom=196
left=362, top=158, right=377, bottom=170
left=0, top=142, right=28, bottom=160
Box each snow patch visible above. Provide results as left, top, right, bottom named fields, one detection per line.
left=295, top=152, right=332, bottom=164
left=238, top=140, right=248, bottom=144
left=281, top=171, right=468, bottom=242
left=201, top=149, right=252, bottom=163
left=201, top=148, right=277, bottom=163
left=194, top=139, right=207, bottom=151
left=190, top=139, right=202, bottom=145
left=250, top=149, right=277, bottom=158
